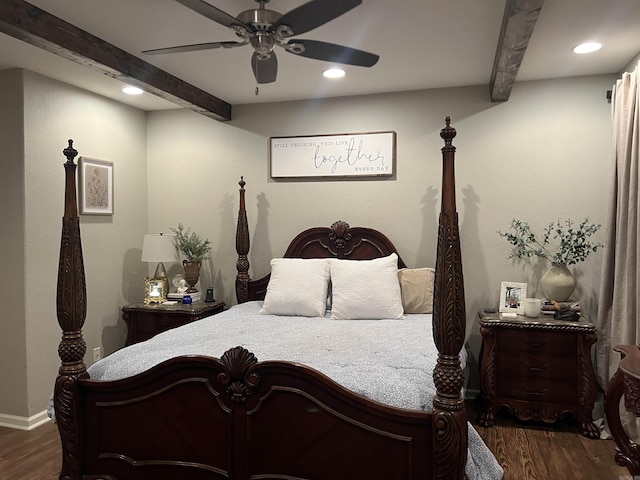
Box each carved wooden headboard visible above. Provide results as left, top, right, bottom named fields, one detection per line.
left=234, top=199, right=407, bottom=303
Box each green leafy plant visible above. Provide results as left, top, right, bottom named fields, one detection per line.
left=170, top=223, right=212, bottom=263
left=498, top=218, right=603, bottom=265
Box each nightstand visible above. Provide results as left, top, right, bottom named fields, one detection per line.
left=122, top=300, right=225, bottom=346
left=477, top=310, right=599, bottom=438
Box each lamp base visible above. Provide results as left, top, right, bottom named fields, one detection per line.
left=153, top=262, right=167, bottom=279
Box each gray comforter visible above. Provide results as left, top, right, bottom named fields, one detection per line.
left=86, top=301, right=503, bottom=479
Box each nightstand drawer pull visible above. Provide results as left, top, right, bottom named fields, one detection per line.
left=525, top=362, right=548, bottom=373
left=527, top=342, right=547, bottom=349
left=524, top=387, right=548, bottom=397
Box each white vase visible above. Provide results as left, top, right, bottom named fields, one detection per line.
left=540, top=263, right=576, bottom=302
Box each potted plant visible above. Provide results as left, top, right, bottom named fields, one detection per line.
left=498, top=218, right=603, bottom=301
left=170, top=223, right=212, bottom=293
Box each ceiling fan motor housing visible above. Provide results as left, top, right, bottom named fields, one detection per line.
left=237, top=7, right=281, bottom=31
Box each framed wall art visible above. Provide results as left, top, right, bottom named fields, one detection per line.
left=79, top=157, right=114, bottom=215
left=498, top=281, right=527, bottom=315
left=270, top=131, right=396, bottom=179
left=145, top=277, right=168, bottom=305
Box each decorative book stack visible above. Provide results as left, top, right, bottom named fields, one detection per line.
left=542, top=300, right=581, bottom=321
left=167, top=291, right=201, bottom=302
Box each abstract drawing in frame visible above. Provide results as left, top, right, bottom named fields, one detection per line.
left=79, top=157, right=113, bottom=215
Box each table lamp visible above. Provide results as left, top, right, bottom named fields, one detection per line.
left=141, top=233, right=177, bottom=279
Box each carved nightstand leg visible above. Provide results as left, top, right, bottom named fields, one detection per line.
left=478, top=324, right=497, bottom=428
left=478, top=408, right=495, bottom=427
left=579, top=419, right=600, bottom=439
left=577, top=331, right=599, bottom=439
left=476, top=393, right=495, bottom=427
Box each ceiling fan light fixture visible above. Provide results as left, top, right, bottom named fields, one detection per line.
left=122, top=85, right=144, bottom=95
left=572, top=42, right=602, bottom=54
left=251, top=32, right=275, bottom=56
left=323, top=68, right=345, bottom=79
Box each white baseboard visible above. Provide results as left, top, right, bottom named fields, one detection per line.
left=0, top=410, right=50, bottom=430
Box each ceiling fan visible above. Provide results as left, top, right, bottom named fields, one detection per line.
left=142, top=0, right=379, bottom=84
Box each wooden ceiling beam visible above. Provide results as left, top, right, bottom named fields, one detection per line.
left=490, top=0, right=545, bottom=102
left=0, top=0, right=231, bottom=121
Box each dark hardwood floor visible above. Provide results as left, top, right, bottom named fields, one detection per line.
left=0, top=420, right=60, bottom=479
left=466, top=399, right=629, bottom=479
left=0, top=403, right=630, bottom=479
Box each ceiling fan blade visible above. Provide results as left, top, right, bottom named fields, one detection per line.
left=175, top=0, right=251, bottom=30
left=286, top=40, right=379, bottom=67
left=252, top=52, right=278, bottom=84
left=274, top=0, right=361, bottom=36
left=143, top=41, right=243, bottom=55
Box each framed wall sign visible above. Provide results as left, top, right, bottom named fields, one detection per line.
left=79, top=157, right=114, bottom=215
left=270, top=131, right=396, bottom=179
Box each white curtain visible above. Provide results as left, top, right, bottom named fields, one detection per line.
left=596, top=61, right=640, bottom=439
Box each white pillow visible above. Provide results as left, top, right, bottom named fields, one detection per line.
left=398, top=267, right=435, bottom=314
left=328, top=253, right=404, bottom=320
left=259, top=258, right=330, bottom=317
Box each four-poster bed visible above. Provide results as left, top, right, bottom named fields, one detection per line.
left=54, top=118, right=497, bottom=479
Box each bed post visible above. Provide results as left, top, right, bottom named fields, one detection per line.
left=432, top=117, right=467, bottom=479
left=235, top=176, right=251, bottom=303
left=54, top=140, right=88, bottom=480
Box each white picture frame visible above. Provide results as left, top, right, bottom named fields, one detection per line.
left=270, top=131, right=396, bottom=179
left=79, top=157, right=114, bottom=215
left=499, top=281, right=527, bottom=315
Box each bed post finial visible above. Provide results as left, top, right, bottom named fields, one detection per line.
left=63, top=139, right=77, bottom=163
left=236, top=177, right=251, bottom=303
left=55, top=139, right=88, bottom=479
left=432, top=118, right=467, bottom=479
left=440, top=116, right=457, bottom=147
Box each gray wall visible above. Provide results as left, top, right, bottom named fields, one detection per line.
left=0, top=69, right=148, bottom=422
left=0, top=70, right=27, bottom=419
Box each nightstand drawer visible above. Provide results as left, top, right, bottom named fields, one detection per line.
left=498, top=329, right=576, bottom=357
left=498, top=351, right=577, bottom=380
left=135, top=314, right=181, bottom=334
left=498, top=376, right=577, bottom=404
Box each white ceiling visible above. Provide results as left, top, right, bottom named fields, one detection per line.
left=1, top=0, right=639, bottom=112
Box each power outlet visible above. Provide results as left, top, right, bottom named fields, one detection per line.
left=93, top=346, right=101, bottom=362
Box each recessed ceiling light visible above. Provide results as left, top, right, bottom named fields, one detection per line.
left=122, top=85, right=144, bottom=95
left=572, top=42, right=602, bottom=54
left=323, top=68, right=345, bottom=79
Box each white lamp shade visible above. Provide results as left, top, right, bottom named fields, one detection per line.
left=141, top=234, right=177, bottom=263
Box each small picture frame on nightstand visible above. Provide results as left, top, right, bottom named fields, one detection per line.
left=498, top=281, right=527, bottom=315
left=145, top=277, right=168, bottom=304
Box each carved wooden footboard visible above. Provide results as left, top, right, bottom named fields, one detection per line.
left=54, top=118, right=466, bottom=479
